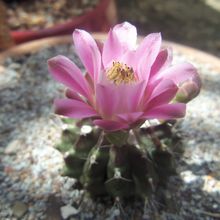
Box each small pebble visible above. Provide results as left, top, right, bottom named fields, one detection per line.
left=12, top=201, right=28, bottom=218
left=60, top=205, right=79, bottom=219
left=180, top=170, right=198, bottom=184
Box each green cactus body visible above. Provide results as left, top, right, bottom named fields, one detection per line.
left=62, top=131, right=98, bottom=178
left=63, top=151, right=85, bottom=178
left=151, top=149, right=176, bottom=186
left=81, top=145, right=110, bottom=197
left=105, top=145, right=134, bottom=198
left=129, top=145, right=159, bottom=199
left=56, top=128, right=78, bottom=153
left=57, top=120, right=179, bottom=200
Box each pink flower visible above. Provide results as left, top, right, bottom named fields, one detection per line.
left=48, top=22, right=200, bottom=132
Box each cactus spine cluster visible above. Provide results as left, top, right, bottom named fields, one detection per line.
left=56, top=119, right=178, bottom=199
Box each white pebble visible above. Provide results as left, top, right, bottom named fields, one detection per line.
left=60, top=205, right=79, bottom=219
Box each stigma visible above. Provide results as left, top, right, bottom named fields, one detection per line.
left=107, top=61, right=137, bottom=85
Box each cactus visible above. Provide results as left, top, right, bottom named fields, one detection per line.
left=56, top=120, right=180, bottom=200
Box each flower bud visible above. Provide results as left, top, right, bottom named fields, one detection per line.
left=174, top=77, right=201, bottom=103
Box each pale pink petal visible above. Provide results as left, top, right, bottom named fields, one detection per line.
left=137, top=33, right=162, bottom=58
left=143, top=103, right=186, bottom=120
left=147, top=79, right=178, bottom=102
left=95, top=81, right=145, bottom=115
left=120, top=50, right=137, bottom=71
left=155, top=62, right=199, bottom=85
left=150, top=48, right=172, bottom=77
left=146, top=84, right=178, bottom=109
left=117, top=112, right=143, bottom=124
left=127, top=81, right=147, bottom=111
left=143, top=79, right=177, bottom=110
left=136, top=33, right=162, bottom=81
left=48, top=55, right=90, bottom=99
left=54, top=98, right=97, bottom=119
left=102, top=22, right=137, bottom=68
left=93, top=119, right=129, bottom=131
left=65, top=89, right=83, bottom=101
left=113, top=22, right=137, bottom=50
left=109, top=81, right=146, bottom=113
left=95, top=84, right=119, bottom=118
left=73, top=29, right=101, bottom=81
left=95, top=39, right=103, bottom=54
left=102, top=29, right=122, bottom=68
left=141, top=78, right=162, bottom=107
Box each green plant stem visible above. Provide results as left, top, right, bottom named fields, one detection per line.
left=96, top=130, right=105, bottom=147
left=147, top=121, right=163, bottom=151
left=132, top=128, right=142, bottom=146
left=149, top=127, right=162, bottom=149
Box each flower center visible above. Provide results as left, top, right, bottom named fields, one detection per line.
left=107, top=61, right=136, bottom=85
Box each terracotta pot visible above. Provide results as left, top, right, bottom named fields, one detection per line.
left=10, top=0, right=117, bottom=44
left=0, top=1, right=14, bottom=50
left=1, top=34, right=220, bottom=73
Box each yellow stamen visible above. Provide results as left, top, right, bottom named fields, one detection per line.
left=107, top=61, right=136, bottom=85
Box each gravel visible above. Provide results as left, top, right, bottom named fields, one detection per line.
left=0, top=43, right=220, bottom=219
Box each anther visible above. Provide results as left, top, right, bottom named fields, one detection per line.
left=107, top=61, right=137, bottom=85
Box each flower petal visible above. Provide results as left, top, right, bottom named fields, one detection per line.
left=150, top=48, right=172, bottom=77
left=54, top=98, right=97, bottom=119
left=48, top=55, right=90, bottom=99
left=96, top=81, right=145, bottom=117
left=113, top=81, right=146, bottom=113
left=136, top=33, right=162, bottom=81
left=102, top=22, right=137, bottom=68
left=93, top=119, right=129, bottom=131
left=143, top=103, right=186, bottom=120
left=155, top=62, right=199, bottom=85
left=141, top=78, right=162, bottom=107
left=145, top=79, right=178, bottom=109
left=73, top=29, right=101, bottom=81
left=124, top=81, right=146, bottom=112
left=96, top=84, right=119, bottom=118
left=120, top=50, right=137, bottom=71
left=117, top=112, right=143, bottom=124
left=65, top=89, right=83, bottom=101
left=147, top=88, right=178, bottom=110
left=113, top=22, right=137, bottom=50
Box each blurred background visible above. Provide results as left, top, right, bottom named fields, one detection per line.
left=0, top=1, right=220, bottom=219
left=0, top=0, right=220, bottom=56
left=118, top=0, right=220, bottom=57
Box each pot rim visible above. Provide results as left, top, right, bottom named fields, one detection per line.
left=0, top=34, right=220, bottom=72
left=10, top=0, right=114, bottom=44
